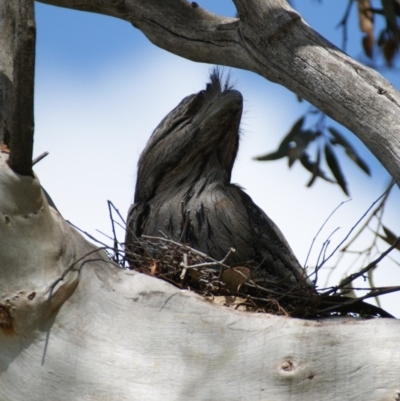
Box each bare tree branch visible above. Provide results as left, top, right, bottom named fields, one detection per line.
left=9, top=0, right=36, bottom=175
left=0, top=0, right=35, bottom=176
left=37, top=0, right=400, bottom=183
left=0, top=3, right=15, bottom=148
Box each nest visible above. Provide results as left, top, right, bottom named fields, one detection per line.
left=95, top=202, right=396, bottom=319
left=124, top=235, right=343, bottom=318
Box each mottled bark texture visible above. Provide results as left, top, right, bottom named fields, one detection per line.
left=126, top=71, right=311, bottom=291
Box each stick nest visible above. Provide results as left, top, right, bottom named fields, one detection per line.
left=124, top=235, right=345, bottom=318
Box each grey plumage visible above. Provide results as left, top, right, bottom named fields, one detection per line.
left=126, top=70, right=312, bottom=291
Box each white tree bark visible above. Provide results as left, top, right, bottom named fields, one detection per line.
left=1, top=1, right=400, bottom=400
left=0, top=152, right=399, bottom=401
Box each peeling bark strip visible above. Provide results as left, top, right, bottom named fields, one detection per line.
left=36, top=0, right=400, bottom=182
left=0, top=0, right=35, bottom=176
left=127, top=71, right=312, bottom=292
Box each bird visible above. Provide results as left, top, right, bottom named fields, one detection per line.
left=125, top=69, right=313, bottom=295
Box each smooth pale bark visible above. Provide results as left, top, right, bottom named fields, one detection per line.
left=37, top=0, right=400, bottom=183
left=0, top=152, right=399, bottom=401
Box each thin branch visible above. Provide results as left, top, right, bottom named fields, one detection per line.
left=317, top=185, right=394, bottom=269
left=322, top=181, right=395, bottom=290
left=336, top=0, right=355, bottom=52
left=32, top=151, right=49, bottom=166
left=67, top=221, right=111, bottom=248
left=186, top=248, right=235, bottom=270
left=141, top=235, right=212, bottom=259
left=107, top=200, right=119, bottom=263
left=44, top=246, right=111, bottom=297
left=317, top=286, right=399, bottom=316
left=341, top=181, right=394, bottom=252
left=304, top=199, right=350, bottom=268
left=325, top=235, right=400, bottom=295
left=108, top=200, right=127, bottom=225
left=180, top=253, right=188, bottom=280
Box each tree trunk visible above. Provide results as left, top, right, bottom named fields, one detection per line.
left=1, top=1, right=400, bottom=400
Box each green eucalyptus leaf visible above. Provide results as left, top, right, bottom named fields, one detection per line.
left=306, top=147, right=320, bottom=187
left=254, top=116, right=304, bottom=161
left=278, top=116, right=305, bottom=151
left=381, top=0, right=399, bottom=38
left=253, top=147, right=289, bottom=161
left=328, top=127, right=370, bottom=175
left=300, top=150, right=335, bottom=185
left=379, top=225, right=400, bottom=250
left=344, top=149, right=371, bottom=175
left=324, top=144, right=349, bottom=196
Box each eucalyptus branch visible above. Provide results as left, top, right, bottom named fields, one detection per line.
left=34, top=0, right=400, bottom=183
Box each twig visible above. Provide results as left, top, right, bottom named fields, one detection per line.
left=322, top=181, right=396, bottom=293
left=44, top=246, right=111, bottom=297
left=317, top=186, right=394, bottom=269
left=32, top=151, right=49, bottom=166
left=143, top=235, right=235, bottom=273
left=142, top=235, right=211, bottom=259
left=304, top=200, right=349, bottom=268
left=325, top=236, right=400, bottom=295
left=341, top=181, right=394, bottom=252
left=336, top=0, right=354, bottom=52
left=217, top=248, right=236, bottom=281
left=180, top=253, right=188, bottom=280
left=336, top=285, right=400, bottom=292
left=317, top=286, right=399, bottom=316
left=107, top=200, right=119, bottom=263
left=107, top=200, right=127, bottom=225
left=96, top=229, right=114, bottom=242
left=244, top=281, right=304, bottom=300
left=67, top=221, right=110, bottom=248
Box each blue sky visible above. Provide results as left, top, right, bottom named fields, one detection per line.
left=33, top=1, right=400, bottom=315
